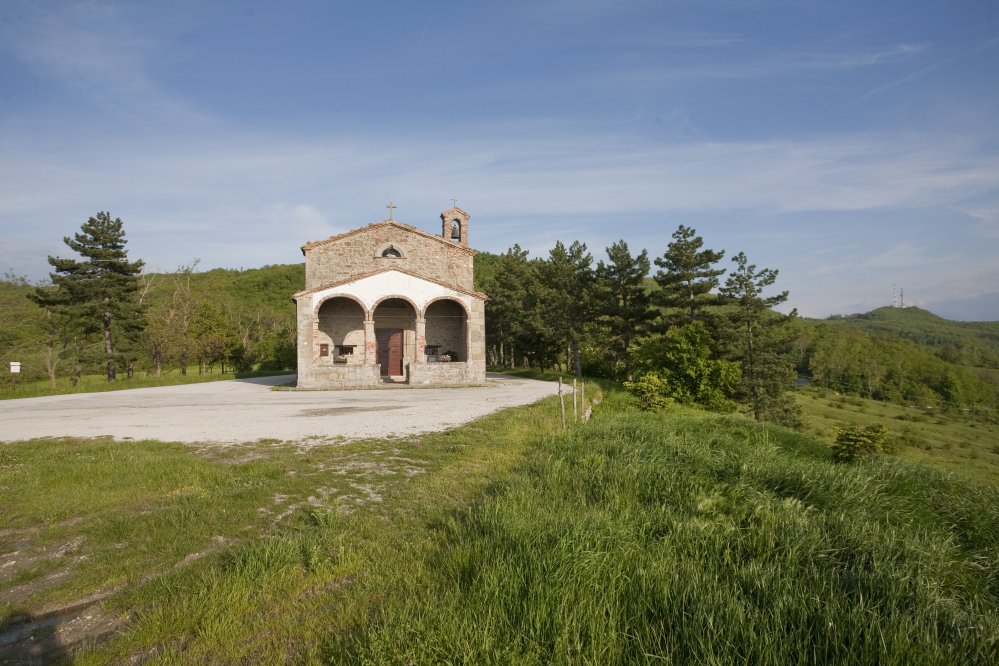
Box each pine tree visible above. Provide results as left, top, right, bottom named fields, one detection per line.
left=34, top=212, right=145, bottom=382
left=654, top=225, right=725, bottom=324
left=596, top=240, right=655, bottom=381
left=538, top=241, right=595, bottom=377
left=719, top=252, right=800, bottom=426
left=486, top=245, right=531, bottom=368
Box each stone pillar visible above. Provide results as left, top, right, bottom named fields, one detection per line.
left=364, top=319, right=376, bottom=364
left=415, top=317, right=426, bottom=362
left=312, top=317, right=320, bottom=363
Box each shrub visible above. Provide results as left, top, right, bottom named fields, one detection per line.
left=631, top=321, right=740, bottom=410
left=831, top=423, right=889, bottom=461
left=623, top=372, right=674, bottom=412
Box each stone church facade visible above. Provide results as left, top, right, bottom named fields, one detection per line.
left=292, top=207, right=487, bottom=388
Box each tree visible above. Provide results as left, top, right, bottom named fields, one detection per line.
left=630, top=321, right=740, bottom=410
left=596, top=240, right=656, bottom=381
left=190, top=301, right=232, bottom=375
left=809, top=326, right=866, bottom=396
left=485, top=246, right=532, bottom=368
left=33, top=212, right=145, bottom=382
left=538, top=241, right=595, bottom=377
left=654, top=225, right=725, bottom=324
left=719, top=252, right=800, bottom=426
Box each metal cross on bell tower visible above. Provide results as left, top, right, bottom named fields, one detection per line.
left=385, top=201, right=397, bottom=220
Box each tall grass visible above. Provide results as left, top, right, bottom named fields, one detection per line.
left=333, top=390, right=999, bottom=664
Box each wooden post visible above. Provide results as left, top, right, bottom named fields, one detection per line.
left=573, top=378, right=577, bottom=422
left=559, top=376, right=566, bottom=429
left=581, top=381, right=585, bottom=416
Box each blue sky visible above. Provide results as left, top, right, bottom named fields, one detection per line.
left=1, top=0, right=997, bottom=320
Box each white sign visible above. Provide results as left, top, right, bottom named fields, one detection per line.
left=8, top=362, right=20, bottom=373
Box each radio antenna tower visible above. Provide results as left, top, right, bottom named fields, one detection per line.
left=893, top=284, right=897, bottom=307
left=900, top=288, right=904, bottom=308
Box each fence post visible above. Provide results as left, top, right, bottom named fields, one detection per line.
left=559, top=376, right=566, bottom=429
left=572, top=377, right=579, bottom=423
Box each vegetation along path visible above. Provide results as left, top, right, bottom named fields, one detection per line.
left=0, top=373, right=559, bottom=445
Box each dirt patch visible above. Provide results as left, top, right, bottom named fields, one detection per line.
left=1, top=601, right=126, bottom=665
left=296, top=406, right=404, bottom=417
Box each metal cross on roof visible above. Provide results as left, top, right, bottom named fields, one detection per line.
left=452, top=198, right=458, bottom=209
left=385, top=201, right=397, bottom=220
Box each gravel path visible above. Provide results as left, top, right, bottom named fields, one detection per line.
left=0, top=374, right=562, bottom=446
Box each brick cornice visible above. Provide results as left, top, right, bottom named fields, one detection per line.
left=301, top=221, right=478, bottom=256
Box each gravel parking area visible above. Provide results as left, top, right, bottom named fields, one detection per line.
left=0, top=374, right=561, bottom=446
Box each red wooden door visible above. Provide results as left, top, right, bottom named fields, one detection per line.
left=377, top=329, right=404, bottom=375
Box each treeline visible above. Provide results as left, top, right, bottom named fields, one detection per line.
left=790, top=320, right=999, bottom=413
left=478, top=229, right=999, bottom=424
left=0, top=213, right=299, bottom=387
left=822, top=306, right=999, bottom=367
left=477, top=227, right=803, bottom=426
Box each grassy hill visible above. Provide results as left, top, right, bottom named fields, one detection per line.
left=6, top=379, right=999, bottom=663
left=813, top=306, right=999, bottom=360
left=795, top=386, right=999, bottom=484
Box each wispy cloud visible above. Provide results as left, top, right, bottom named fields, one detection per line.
left=0, top=1, right=206, bottom=124
left=845, top=36, right=999, bottom=106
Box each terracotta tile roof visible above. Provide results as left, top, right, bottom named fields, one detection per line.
left=301, top=221, right=477, bottom=256
left=292, top=266, right=488, bottom=301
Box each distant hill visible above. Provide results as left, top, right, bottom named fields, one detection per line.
left=186, top=264, right=305, bottom=322
left=807, top=306, right=999, bottom=364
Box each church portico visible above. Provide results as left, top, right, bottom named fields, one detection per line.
left=293, top=206, right=487, bottom=389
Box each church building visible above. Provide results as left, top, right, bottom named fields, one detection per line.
left=292, top=205, right=487, bottom=388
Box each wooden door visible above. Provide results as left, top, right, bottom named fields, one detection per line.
left=377, top=329, right=404, bottom=375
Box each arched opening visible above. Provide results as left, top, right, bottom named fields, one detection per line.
left=424, top=299, right=467, bottom=362
left=373, top=298, right=416, bottom=376
left=450, top=219, right=461, bottom=241
left=381, top=246, right=401, bottom=257
left=317, top=297, right=365, bottom=361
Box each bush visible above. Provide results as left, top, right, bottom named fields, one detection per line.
left=832, top=423, right=888, bottom=461
left=623, top=372, right=674, bottom=412
left=631, top=322, right=740, bottom=410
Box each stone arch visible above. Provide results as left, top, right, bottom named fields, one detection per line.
left=315, top=296, right=367, bottom=361
left=372, top=296, right=420, bottom=376
left=423, top=297, right=468, bottom=362
left=313, top=292, right=370, bottom=318
left=373, top=242, right=409, bottom=259
left=420, top=295, right=469, bottom=318
left=370, top=294, right=421, bottom=314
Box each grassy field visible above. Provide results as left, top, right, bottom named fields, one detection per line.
left=0, top=368, right=293, bottom=401
left=795, top=388, right=999, bottom=484
left=3, top=378, right=999, bottom=663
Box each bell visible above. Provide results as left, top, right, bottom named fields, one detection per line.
left=450, top=221, right=461, bottom=239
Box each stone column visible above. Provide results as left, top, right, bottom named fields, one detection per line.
left=363, top=319, right=376, bottom=364
left=415, top=317, right=426, bottom=362
left=312, top=317, right=320, bottom=363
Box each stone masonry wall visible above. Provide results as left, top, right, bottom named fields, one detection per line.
left=309, top=364, right=382, bottom=388
left=304, top=222, right=475, bottom=293
left=408, top=361, right=485, bottom=386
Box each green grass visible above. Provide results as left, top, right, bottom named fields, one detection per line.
left=0, top=368, right=293, bottom=401
left=4, top=379, right=999, bottom=663
left=328, top=392, right=999, bottom=665
left=1, top=386, right=580, bottom=664
left=795, top=388, right=999, bottom=484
